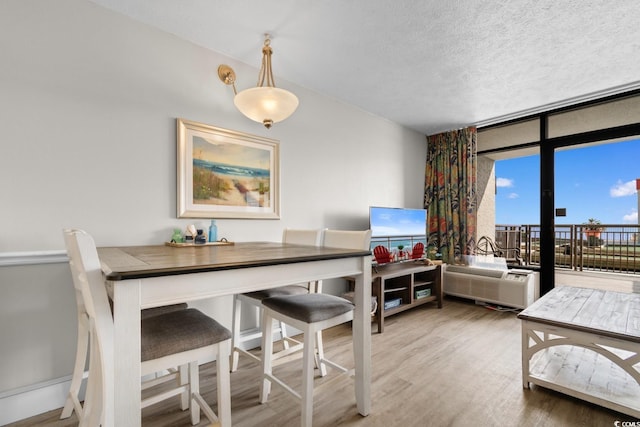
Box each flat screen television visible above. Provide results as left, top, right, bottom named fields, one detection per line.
left=369, top=206, right=427, bottom=264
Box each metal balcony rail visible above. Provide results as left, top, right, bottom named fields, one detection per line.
left=494, top=224, right=640, bottom=274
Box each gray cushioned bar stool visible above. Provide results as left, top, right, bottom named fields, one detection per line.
left=61, top=300, right=188, bottom=420
left=259, top=229, right=371, bottom=427
left=63, top=229, right=232, bottom=427
left=231, top=228, right=323, bottom=371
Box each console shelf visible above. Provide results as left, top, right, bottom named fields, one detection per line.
left=371, top=263, right=442, bottom=333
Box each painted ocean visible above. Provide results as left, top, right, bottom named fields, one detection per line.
left=193, top=158, right=269, bottom=179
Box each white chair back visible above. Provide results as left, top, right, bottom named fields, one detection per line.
left=283, top=228, right=325, bottom=293
left=282, top=228, right=323, bottom=246
left=323, top=229, right=372, bottom=250
left=63, top=229, right=114, bottom=427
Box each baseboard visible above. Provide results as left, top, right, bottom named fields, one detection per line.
left=0, top=375, right=82, bottom=425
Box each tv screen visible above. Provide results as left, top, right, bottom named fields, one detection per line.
left=369, top=206, right=427, bottom=237
left=369, top=206, right=427, bottom=263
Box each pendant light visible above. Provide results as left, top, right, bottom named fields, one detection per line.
left=218, top=35, right=298, bottom=128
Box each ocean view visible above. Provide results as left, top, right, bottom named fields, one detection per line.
left=370, top=236, right=427, bottom=252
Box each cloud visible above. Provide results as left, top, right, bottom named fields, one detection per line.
left=507, top=193, right=519, bottom=199
left=610, top=180, right=638, bottom=197
left=496, top=177, right=514, bottom=188
left=623, top=210, right=638, bottom=222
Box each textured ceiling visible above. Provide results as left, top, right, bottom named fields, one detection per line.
left=89, top=0, right=640, bottom=135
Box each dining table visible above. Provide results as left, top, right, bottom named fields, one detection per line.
left=97, top=241, right=372, bottom=426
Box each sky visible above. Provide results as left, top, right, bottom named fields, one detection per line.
left=495, top=138, right=640, bottom=226
left=369, top=207, right=427, bottom=237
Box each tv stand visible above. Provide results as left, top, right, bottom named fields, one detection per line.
left=370, top=262, right=443, bottom=333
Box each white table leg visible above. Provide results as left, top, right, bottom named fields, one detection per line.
left=113, top=279, right=142, bottom=427
left=352, top=256, right=372, bottom=416
left=521, top=321, right=530, bottom=389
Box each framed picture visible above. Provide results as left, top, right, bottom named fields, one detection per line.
left=176, top=118, right=280, bottom=219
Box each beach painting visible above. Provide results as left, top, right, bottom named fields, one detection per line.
left=177, top=119, right=280, bottom=219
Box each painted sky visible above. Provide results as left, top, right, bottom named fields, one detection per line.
left=495, top=138, right=640, bottom=225
left=192, top=135, right=270, bottom=170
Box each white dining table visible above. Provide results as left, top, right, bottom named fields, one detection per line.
left=97, top=241, right=372, bottom=426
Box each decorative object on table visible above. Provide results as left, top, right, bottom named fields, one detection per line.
left=170, top=228, right=183, bottom=243
left=165, top=239, right=234, bottom=248
left=209, top=220, right=217, bottom=242
left=184, top=224, right=197, bottom=243
left=176, top=119, right=280, bottom=219
left=217, top=34, right=298, bottom=129
left=195, top=229, right=207, bottom=244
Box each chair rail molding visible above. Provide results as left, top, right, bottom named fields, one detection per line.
left=0, top=250, right=68, bottom=267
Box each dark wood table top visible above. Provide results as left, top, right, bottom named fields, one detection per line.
left=518, top=286, right=640, bottom=342
left=98, top=241, right=371, bottom=281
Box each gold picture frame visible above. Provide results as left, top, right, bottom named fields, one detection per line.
left=176, top=118, right=280, bottom=219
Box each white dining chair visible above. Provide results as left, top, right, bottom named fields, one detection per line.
left=231, top=228, right=323, bottom=372
left=259, top=229, right=371, bottom=427
left=63, top=229, right=231, bottom=427
left=60, top=296, right=188, bottom=420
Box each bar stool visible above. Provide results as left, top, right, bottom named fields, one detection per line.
left=60, top=298, right=188, bottom=420
left=63, top=229, right=232, bottom=426
left=259, top=229, right=371, bottom=427
left=231, top=228, right=323, bottom=371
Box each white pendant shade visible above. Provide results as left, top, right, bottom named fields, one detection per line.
left=234, top=87, right=299, bottom=127
left=219, top=36, right=298, bottom=128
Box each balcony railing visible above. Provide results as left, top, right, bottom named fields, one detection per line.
left=494, top=224, right=640, bottom=274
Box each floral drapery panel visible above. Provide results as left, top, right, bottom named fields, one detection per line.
left=424, top=127, right=477, bottom=263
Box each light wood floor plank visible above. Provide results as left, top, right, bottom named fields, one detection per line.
left=7, top=297, right=638, bottom=426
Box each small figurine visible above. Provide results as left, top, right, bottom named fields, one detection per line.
left=195, top=229, right=206, bottom=244
left=184, top=224, right=197, bottom=243
left=170, top=228, right=183, bottom=243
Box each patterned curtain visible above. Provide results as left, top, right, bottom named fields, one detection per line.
left=424, top=127, right=477, bottom=263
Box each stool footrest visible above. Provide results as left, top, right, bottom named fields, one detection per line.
left=263, top=372, right=302, bottom=401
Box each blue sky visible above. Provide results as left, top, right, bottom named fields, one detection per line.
left=495, top=138, right=640, bottom=225
left=370, top=207, right=427, bottom=237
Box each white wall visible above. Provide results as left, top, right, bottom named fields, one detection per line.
left=0, top=0, right=427, bottom=422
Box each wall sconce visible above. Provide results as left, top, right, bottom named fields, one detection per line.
left=218, top=35, right=299, bottom=129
